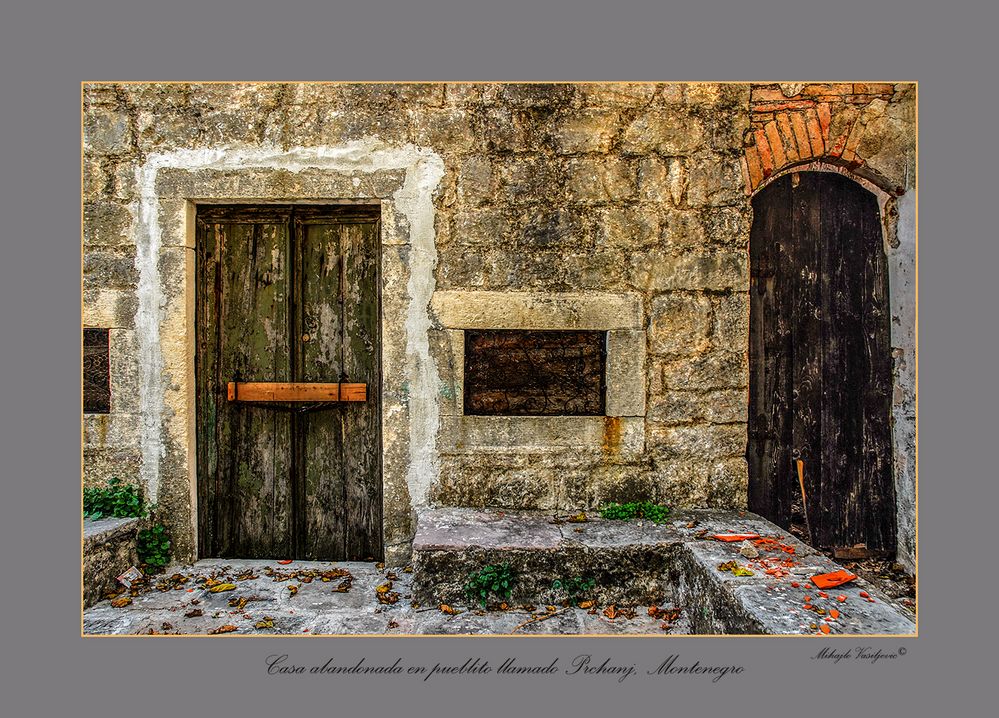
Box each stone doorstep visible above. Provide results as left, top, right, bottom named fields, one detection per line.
left=83, top=516, right=144, bottom=608
left=411, top=507, right=916, bottom=636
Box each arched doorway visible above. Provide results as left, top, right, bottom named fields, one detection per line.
left=747, top=171, right=896, bottom=554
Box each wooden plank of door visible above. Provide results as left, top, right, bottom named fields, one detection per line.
left=198, top=215, right=294, bottom=558
left=341, top=219, right=382, bottom=561
left=748, top=175, right=795, bottom=527
left=857, top=181, right=896, bottom=551
left=297, top=218, right=347, bottom=560
left=226, top=382, right=366, bottom=402
left=790, top=173, right=824, bottom=544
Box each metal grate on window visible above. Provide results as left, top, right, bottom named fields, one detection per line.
left=84, top=328, right=111, bottom=413
left=464, top=330, right=606, bottom=416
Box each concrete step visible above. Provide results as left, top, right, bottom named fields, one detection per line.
left=411, top=507, right=915, bottom=635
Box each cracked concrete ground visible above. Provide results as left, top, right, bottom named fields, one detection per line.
left=83, top=559, right=690, bottom=636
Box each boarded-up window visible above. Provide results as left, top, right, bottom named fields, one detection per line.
left=464, top=330, right=605, bottom=416
left=84, top=328, right=110, bottom=413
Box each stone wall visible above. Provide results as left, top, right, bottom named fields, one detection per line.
left=82, top=83, right=916, bottom=566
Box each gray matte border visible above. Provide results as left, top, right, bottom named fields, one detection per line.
left=4, top=1, right=996, bottom=717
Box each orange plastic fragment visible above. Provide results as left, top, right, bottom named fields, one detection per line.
left=820, top=624, right=831, bottom=634
left=830, top=609, right=840, bottom=619
left=859, top=590, right=869, bottom=598
left=791, top=581, right=800, bottom=588
left=714, top=533, right=762, bottom=542
left=837, top=595, right=847, bottom=602
left=811, top=570, right=858, bottom=589
left=818, top=591, right=828, bottom=598
left=277, top=560, right=293, bottom=565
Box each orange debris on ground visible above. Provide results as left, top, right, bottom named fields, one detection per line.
left=714, top=533, right=762, bottom=542
left=811, top=570, right=857, bottom=589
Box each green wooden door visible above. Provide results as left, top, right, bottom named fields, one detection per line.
left=196, top=205, right=382, bottom=561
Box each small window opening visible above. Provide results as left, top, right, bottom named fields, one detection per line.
left=463, top=330, right=606, bottom=416
left=84, top=328, right=111, bottom=414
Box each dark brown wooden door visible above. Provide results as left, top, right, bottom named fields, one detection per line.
left=196, top=205, right=382, bottom=561
left=748, top=172, right=895, bottom=553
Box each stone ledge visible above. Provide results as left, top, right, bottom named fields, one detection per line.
left=430, top=291, right=643, bottom=330
left=83, top=517, right=143, bottom=608
left=411, top=507, right=915, bottom=635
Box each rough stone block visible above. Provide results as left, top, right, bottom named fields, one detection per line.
left=456, top=155, right=495, bottom=204
left=500, top=155, right=564, bottom=202
left=84, top=413, right=143, bottom=449
left=595, top=206, right=660, bottom=250
left=411, top=109, right=476, bottom=153
left=686, top=155, right=746, bottom=207
left=637, top=156, right=684, bottom=205
left=578, top=83, right=657, bottom=107
left=85, top=108, right=132, bottom=155
left=83, top=287, right=138, bottom=329
left=649, top=293, right=713, bottom=355
left=606, top=329, right=646, bottom=417
left=648, top=389, right=748, bottom=424
left=621, top=109, right=705, bottom=155
left=629, top=249, right=748, bottom=291
left=450, top=207, right=510, bottom=246
left=109, top=328, right=141, bottom=413
left=712, top=292, right=749, bottom=350
left=553, top=109, right=622, bottom=153
left=84, top=247, right=139, bottom=290
left=517, top=207, right=589, bottom=250
left=698, top=207, right=751, bottom=247
left=84, top=201, right=134, bottom=248
left=567, top=157, right=636, bottom=202
left=428, top=329, right=464, bottom=416
left=654, top=351, right=748, bottom=391
left=648, top=423, right=747, bottom=459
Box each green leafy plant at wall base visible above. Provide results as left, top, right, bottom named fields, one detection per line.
left=83, top=477, right=147, bottom=520
left=137, top=524, right=171, bottom=573
left=599, top=501, right=670, bottom=524
left=464, top=563, right=515, bottom=608
left=552, top=575, right=596, bottom=602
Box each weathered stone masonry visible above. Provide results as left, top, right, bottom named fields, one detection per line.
left=82, top=83, right=916, bottom=569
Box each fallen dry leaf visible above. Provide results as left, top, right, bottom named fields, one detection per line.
left=603, top=605, right=618, bottom=620
left=287, top=585, right=298, bottom=596
left=578, top=600, right=595, bottom=609
left=208, top=583, right=237, bottom=593
left=184, top=608, right=203, bottom=618
left=440, top=604, right=458, bottom=615
left=110, top=597, right=132, bottom=608
left=208, top=624, right=238, bottom=635
left=376, top=582, right=393, bottom=594
left=254, top=617, right=274, bottom=629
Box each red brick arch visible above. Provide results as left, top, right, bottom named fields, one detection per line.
left=741, top=83, right=899, bottom=195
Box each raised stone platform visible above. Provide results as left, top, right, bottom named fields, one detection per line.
left=83, top=517, right=143, bottom=608
left=411, top=507, right=915, bottom=635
